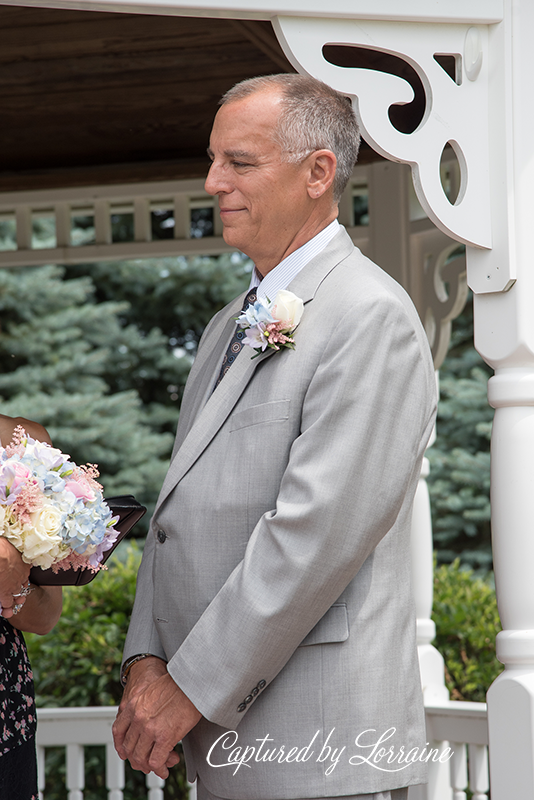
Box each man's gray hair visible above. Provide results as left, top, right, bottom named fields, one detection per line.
left=220, top=74, right=360, bottom=202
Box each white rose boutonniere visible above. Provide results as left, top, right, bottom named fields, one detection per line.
left=237, top=289, right=304, bottom=358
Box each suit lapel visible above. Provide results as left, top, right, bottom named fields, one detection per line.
left=157, top=339, right=276, bottom=508
left=170, top=294, right=244, bottom=458
left=156, top=228, right=355, bottom=510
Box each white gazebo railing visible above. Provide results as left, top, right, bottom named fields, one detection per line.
left=0, top=178, right=229, bottom=266
left=37, top=702, right=488, bottom=800
left=422, top=701, right=489, bottom=800
left=36, top=706, right=173, bottom=800
left=0, top=155, right=464, bottom=370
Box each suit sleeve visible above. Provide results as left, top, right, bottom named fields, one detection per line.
left=122, top=302, right=239, bottom=665
left=166, top=289, right=436, bottom=728
left=122, top=528, right=167, bottom=665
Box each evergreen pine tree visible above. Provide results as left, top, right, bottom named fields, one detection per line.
left=64, top=252, right=252, bottom=416
left=0, top=264, right=173, bottom=521
left=428, top=294, right=494, bottom=569
left=0, top=255, right=251, bottom=529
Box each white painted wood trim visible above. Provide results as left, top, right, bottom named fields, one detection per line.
left=0, top=0, right=504, bottom=24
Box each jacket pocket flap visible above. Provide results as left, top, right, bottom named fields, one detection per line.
left=229, top=399, right=290, bottom=432
left=299, top=603, right=349, bottom=647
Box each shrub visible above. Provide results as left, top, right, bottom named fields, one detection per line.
left=26, top=542, right=187, bottom=799
left=432, top=559, right=503, bottom=702
left=27, top=541, right=143, bottom=707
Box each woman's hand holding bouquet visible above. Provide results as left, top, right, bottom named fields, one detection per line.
left=0, top=426, right=119, bottom=606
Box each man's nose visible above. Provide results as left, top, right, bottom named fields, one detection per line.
left=205, top=161, right=228, bottom=196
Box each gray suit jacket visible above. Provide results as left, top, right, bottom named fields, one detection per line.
left=124, top=228, right=437, bottom=798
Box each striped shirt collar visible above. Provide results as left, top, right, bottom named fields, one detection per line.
left=249, top=219, right=340, bottom=302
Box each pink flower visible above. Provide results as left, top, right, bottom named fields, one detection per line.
left=243, top=323, right=269, bottom=351
left=264, top=321, right=295, bottom=350
left=9, top=480, right=43, bottom=526
left=3, top=462, right=31, bottom=496
left=64, top=478, right=96, bottom=502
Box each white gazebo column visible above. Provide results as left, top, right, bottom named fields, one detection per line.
left=475, top=2, right=534, bottom=797
left=411, top=436, right=448, bottom=702
left=409, top=437, right=452, bottom=800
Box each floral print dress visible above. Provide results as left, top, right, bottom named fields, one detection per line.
left=0, top=618, right=36, bottom=754
left=0, top=430, right=38, bottom=799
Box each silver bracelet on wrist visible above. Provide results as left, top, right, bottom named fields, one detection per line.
left=120, top=653, right=155, bottom=687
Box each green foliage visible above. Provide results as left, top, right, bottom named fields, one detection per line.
left=1, top=226, right=499, bottom=791
left=0, top=254, right=251, bottom=533
left=64, top=254, right=252, bottom=410
left=432, top=560, right=502, bottom=702
left=26, top=543, right=188, bottom=799
left=428, top=294, right=494, bottom=569
left=0, top=264, right=174, bottom=529
left=27, top=543, right=142, bottom=707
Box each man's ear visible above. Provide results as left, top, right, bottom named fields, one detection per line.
left=306, top=150, right=337, bottom=199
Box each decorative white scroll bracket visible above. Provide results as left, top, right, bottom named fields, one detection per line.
left=273, top=16, right=514, bottom=294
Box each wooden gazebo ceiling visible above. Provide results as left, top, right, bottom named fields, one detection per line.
left=0, top=5, right=393, bottom=193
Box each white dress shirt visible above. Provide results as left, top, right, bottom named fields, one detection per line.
left=250, top=219, right=340, bottom=301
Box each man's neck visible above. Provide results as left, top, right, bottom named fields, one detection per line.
left=251, top=219, right=341, bottom=302
left=254, top=209, right=338, bottom=278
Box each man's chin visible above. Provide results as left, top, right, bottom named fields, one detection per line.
left=221, top=228, right=245, bottom=252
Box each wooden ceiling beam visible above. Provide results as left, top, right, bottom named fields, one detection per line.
left=0, top=46, right=272, bottom=96
left=0, top=158, right=212, bottom=192
left=0, top=5, right=375, bottom=191
left=0, top=12, right=245, bottom=61
left=230, top=20, right=294, bottom=73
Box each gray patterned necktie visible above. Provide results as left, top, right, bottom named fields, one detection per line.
left=214, top=288, right=257, bottom=388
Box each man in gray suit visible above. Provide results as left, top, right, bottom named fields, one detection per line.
left=113, top=74, right=437, bottom=800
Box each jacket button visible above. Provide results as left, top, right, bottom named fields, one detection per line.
left=258, top=679, right=266, bottom=689
left=245, top=695, right=253, bottom=704
left=157, top=529, right=167, bottom=543
left=237, top=703, right=246, bottom=713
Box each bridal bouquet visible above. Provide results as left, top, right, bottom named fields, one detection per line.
left=0, top=426, right=119, bottom=573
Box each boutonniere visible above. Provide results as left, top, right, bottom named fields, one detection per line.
left=237, top=289, right=304, bottom=358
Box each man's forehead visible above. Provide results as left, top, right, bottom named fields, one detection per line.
left=207, top=91, right=282, bottom=157
left=212, top=90, right=281, bottom=129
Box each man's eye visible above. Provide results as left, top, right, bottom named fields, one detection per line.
left=232, top=161, right=250, bottom=168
